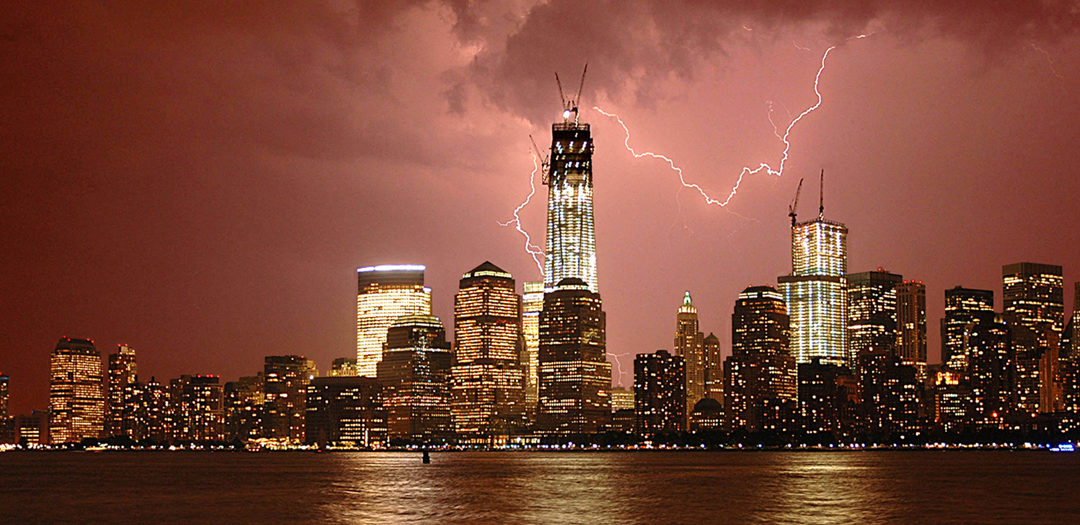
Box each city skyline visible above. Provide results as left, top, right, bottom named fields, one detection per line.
left=4, top=3, right=1080, bottom=417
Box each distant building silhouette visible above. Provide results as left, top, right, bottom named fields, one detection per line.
left=634, top=349, right=685, bottom=436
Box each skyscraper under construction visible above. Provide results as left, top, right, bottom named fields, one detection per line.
left=778, top=172, right=849, bottom=366
left=544, top=67, right=597, bottom=293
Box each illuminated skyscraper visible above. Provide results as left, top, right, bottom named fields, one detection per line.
left=355, top=264, right=432, bottom=377
left=965, top=312, right=1013, bottom=428
left=522, top=280, right=544, bottom=420
left=538, top=278, right=611, bottom=435
left=778, top=202, right=848, bottom=365
left=378, top=314, right=453, bottom=444
left=171, top=374, right=225, bottom=442
left=1003, top=263, right=1064, bottom=415
left=263, top=355, right=317, bottom=442
left=544, top=99, right=598, bottom=293
left=633, top=349, right=686, bottom=436
left=846, top=269, right=901, bottom=359
left=724, top=286, right=796, bottom=433
left=452, top=262, right=526, bottom=443
left=49, top=337, right=105, bottom=443
left=106, top=344, right=137, bottom=437
left=224, top=375, right=264, bottom=442
left=897, top=280, right=927, bottom=374
left=940, top=287, right=994, bottom=370
left=674, top=291, right=706, bottom=416
left=1003, top=262, right=1064, bottom=335
left=703, top=333, right=723, bottom=400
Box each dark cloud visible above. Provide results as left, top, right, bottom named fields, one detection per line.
left=456, top=0, right=1080, bottom=124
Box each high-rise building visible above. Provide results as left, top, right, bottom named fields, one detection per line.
left=305, top=376, right=386, bottom=447
left=378, top=314, right=453, bottom=445
left=49, top=337, right=105, bottom=443
left=355, top=264, right=432, bottom=377
left=452, top=262, right=526, bottom=444
left=778, top=203, right=848, bottom=365
left=941, top=287, right=995, bottom=370
left=170, top=375, right=225, bottom=442
left=1003, top=262, right=1064, bottom=335
left=633, top=349, right=686, bottom=436
left=522, top=280, right=544, bottom=420
left=965, top=312, right=1014, bottom=428
left=846, top=269, right=901, bottom=359
left=263, top=355, right=317, bottom=442
left=859, top=351, right=922, bottom=440
left=106, top=344, right=137, bottom=437
left=674, top=291, right=706, bottom=416
left=1003, top=263, right=1064, bottom=416
left=703, top=333, right=723, bottom=400
left=224, top=375, right=264, bottom=442
left=724, top=286, right=797, bottom=433
left=897, top=280, right=928, bottom=375
left=142, top=377, right=174, bottom=443
left=538, top=278, right=611, bottom=435
left=544, top=100, right=598, bottom=293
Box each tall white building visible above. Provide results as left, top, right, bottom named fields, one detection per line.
left=544, top=109, right=598, bottom=293
left=355, top=265, right=431, bottom=377
left=778, top=216, right=849, bottom=366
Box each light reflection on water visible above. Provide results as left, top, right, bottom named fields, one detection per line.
left=2, top=451, right=1078, bottom=523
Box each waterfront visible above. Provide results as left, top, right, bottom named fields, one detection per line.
left=1, top=451, right=1077, bottom=523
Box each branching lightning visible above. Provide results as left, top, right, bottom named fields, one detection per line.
left=608, top=352, right=627, bottom=386
left=595, top=35, right=870, bottom=209
left=498, top=153, right=545, bottom=278
left=1028, top=41, right=1068, bottom=93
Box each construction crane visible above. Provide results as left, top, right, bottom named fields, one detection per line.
left=555, top=63, right=588, bottom=124
left=818, top=168, right=825, bottom=220
left=788, top=177, right=804, bottom=226
left=529, top=134, right=551, bottom=185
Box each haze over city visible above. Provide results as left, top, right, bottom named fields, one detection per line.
left=3, top=1, right=1080, bottom=415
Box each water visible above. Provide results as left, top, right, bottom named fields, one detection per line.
left=2, top=451, right=1077, bottom=523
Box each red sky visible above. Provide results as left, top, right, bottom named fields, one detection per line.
left=3, top=1, right=1080, bottom=415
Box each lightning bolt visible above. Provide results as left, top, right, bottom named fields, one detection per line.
left=595, top=35, right=870, bottom=209
left=608, top=352, right=627, bottom=386
left=1028, top=41, right=1068, bottom=93
left=498, top=153, right=545, bottom=278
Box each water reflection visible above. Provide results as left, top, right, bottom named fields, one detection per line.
left=2, top=451, right=1077, bottom=522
